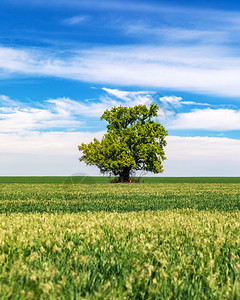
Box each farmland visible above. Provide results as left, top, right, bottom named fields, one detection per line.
left=0, top=179, right=239, bottom=299
left=0, top=182, right=239, bottom=213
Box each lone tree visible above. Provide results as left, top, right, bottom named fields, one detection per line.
left=78, top=104, right=168, bottom=182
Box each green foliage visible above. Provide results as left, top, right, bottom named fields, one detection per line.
left=78, top=104, right=168, bottom=181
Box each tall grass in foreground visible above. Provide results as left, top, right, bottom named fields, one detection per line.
left=0, top=183, right=239, bottom=298
left=0, top=211, right=239, bottom=299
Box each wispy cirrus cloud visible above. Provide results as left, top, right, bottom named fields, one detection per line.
left=122, top=22, right=230, bottom=45
left=63, top=15, right=89, bottom=26
left=0, top=0, right=190, bottom=12
left=3, top=0, right=240, bottom=19
left=1, top=44, right=240, bottom=97
left=102, top=88, right=153, bottom=104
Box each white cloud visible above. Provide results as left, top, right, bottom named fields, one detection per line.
left=159, top=97, right=211, bottom=107
left=2, top=91, right=239, bottom=133
left=0, top=133, right=239, bottom=176
left=2, top=44, right=240, bottom=97
left=102, top=88, right=135, bottom=101
left=169, top=108, right=240, bottom=131
left=0, top=0, right=184, bottom=12
left=180, top=101, right=210, bottom=106
left=0, top=96, right=85, bottom=132
left=0, top=130, right=105, bottom=176
left=100, top=90, right=211, bottom=111
left=0, top=94, right=239, bottom=175
left=4, top=0, right=240, bottom=23
left=63, top=15, right=88, bottom=25
left=0, top=153, right=99, bottom=177
left=150, top=95, right=211, bottom=108
left=0, top=131, right=105, bottom=155
left=124, top=23, right=229, bottom=45
left=0, top=91, right=157, bottom=133
left=0, top=95, right=20, bottom=106
left=102, top=88, right=152, bottom=104
left=0, top=94, right=126, bottom=133
left=47, top=97, right=120, bottom=119
left=159, top=96, right=183, bottom=107
left=164, top=136, right=240, bottom=176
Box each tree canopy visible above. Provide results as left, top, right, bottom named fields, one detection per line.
left=78, top=104, right=168, bottom=182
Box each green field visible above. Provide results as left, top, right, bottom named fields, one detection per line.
left=0, top=182, right=240, bottom=213
left=0, top=176, right=240, bottom=184
left=0, top=179, right=239, bottom=299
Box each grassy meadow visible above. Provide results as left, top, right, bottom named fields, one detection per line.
left=0, top=178, right=239, bottom=299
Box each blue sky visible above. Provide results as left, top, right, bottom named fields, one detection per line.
left=0, top=0, right=240, bottom=176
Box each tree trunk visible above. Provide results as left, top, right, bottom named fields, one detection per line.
left=119, top=167, right=130, bottom=182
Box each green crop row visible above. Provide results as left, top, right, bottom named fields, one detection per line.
left=0, top=176, right=240, bottom=184
left=0, top=210, right=239, bottom=299
left=0, top=183, right=239, bottom=213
